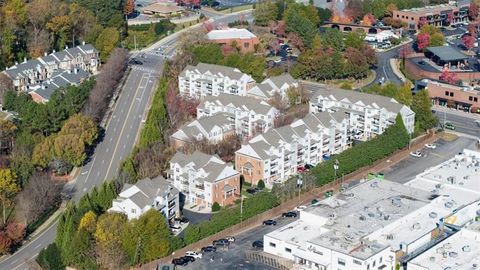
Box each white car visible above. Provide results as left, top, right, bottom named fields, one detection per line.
left=424, top=143, right=437, bottom=149
left=410, top=151, right=422, bottom=158
left=294, top=205, right=308, bottom=211
left=226, top=236, right=236, bottom=243
left=186, top=251, right=202, bottom=259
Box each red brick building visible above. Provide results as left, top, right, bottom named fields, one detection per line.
left=207, top=28, right=259, bottom=53
left=393, top=2, right=469, bottom=31
left=422, top=79, right=480, bottom=113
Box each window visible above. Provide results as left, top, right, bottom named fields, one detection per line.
left=270, top=242, right=276, bottom=247
left=379, top=257, right=383, bottom=263
left=338, top=258, right=346, bottom=266
left=445, top=91, right=449, bottom=96
left=470, top=96, right=474, bottom=101
left=131, top=209, right=136, bottom=214
left=450, top=92, right=454, bottom=97
left=475, top=97, right=478, bottom=102
left=373, top=260, right=376, bottom=267
left=353, top=259, right=362, bottom=265
left=285, top=248, right=292, bottom=253
left=244, top=42, right=250, bottom=48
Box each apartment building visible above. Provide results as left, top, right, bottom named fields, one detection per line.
left=235, top=111, right=349, bottom=186
left=2, top=43, right=99, bottom=100
left=207, top=28, right=259, bottom=53
left=168, top=151, right=240, bottom=209
left=197, top=93, right=278, bottom=138
left=170, top=113, right=234, bottom=148
left=392, top=1, right=469, bottom=31
left=109, top=176, right=179, bottom=222
left=178, top=63, right=256, bottom=98
left=247, top=74, right=299, bottom=100
left=309, top=87, right=415, bottom=137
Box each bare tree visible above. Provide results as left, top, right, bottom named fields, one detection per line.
left=268, top=91, right=289, bottom=113
left=15, top=172, right=63, bottom=224
left=83, top=48, right=128, bottom=123
left=0, top=74, right=13, bottom=105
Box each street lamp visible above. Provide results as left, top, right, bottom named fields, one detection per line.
left=333, top=159, right=339, bottom=182
left=297, top=175, right=303, bottom=206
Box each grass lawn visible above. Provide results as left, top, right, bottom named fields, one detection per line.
left=219, top=4, right=253, bottom=14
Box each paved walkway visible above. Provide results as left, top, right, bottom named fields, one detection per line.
left=433, top=105, right=480, bottom=120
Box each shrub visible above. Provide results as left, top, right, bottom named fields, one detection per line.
left=212, top=202, right=221, bottom=212
left=257, top=180, right=265, bottom=190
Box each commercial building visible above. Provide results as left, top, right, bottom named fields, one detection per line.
left=170, top=113, right=234, bottom=148
left=207, top=28, right=259, bottom=53
left=2, top=43, right=99, bottom=102
left=235, top=111, right=349, bottom=186
left=168, top=151, right=240, bottom=210
left=247, top=74, right=299, bottom=101
left=309, top=87, right=415, bottom=137
left=109, top=176, right=179, bottom=222
left=392, top=1, right=469, bottom=31
left=425, top=46, right=469, bottom=67
left=418, top=79, right=480, bottom=112
left=407, top=221, right=480, bottom=270
left=197, top=93, right=278, bottom=138
left=178, top=63, right=256, bottom=98
left=142, top=3, right=184, bottom=18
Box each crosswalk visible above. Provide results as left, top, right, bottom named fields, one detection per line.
left=131, top=66, right=161, bottom=74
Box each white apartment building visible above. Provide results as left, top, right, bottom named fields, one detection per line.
left=170, top=113, right=234, bottom=148
left=197, top=93, right=278, bottom=138
left=178, top=63, right=256, bottom=98
left=2, top=43, right=99, bottom=96
left=168, top=151, right=240, bottom=209
left=309, top=87, right=415, bottom=137
left=247, top=74, right=299, bottom=100
left=109, top=176, right=179, bottom=222
left=235, top=111, right=349, bottom=186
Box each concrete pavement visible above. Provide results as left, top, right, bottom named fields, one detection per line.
left=0, top=10, right=253, bottom=270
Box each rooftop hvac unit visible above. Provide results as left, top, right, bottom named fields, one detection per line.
left=392, top=197, right=402, bottom=207
left=359, top=215, right=366, bottom=221
left=386, top=234, right=394, bottom=240
left=445, top=201, right=454, bottom=208
left=462, top=245, right=471, bottom=252
left=429, top=256, right=435, bottom=262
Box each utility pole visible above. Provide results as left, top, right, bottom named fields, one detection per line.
left=134, top=35, right=137, bottom=51
left=333, top=159, right=339, bottom=183
left=297, top=175, right=303, bottom=206
left=240, top=196, right=244, bottom=227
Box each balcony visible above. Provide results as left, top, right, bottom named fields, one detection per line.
left=181, top=180, right=189, bottom=186
left=195, top=193, right=205, bottom=199
left=195, top=184, right=205, bottom=190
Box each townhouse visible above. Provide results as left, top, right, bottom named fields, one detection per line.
left=247, top=74, right=299, bottom=100
left=309, top=87, right=415, bottom=138
left=2, top=43, right=99, bottom=102
left=235, top=111, right=349, bottom=186
left=170, top=112, right=234, bottom=148
left=168, top=151, right=240, bottom=209
left=109, top=176, right=180, bottom=222
left=178, top=63, right=256, bottom=98
left=197, top=93, right=278, bottom=138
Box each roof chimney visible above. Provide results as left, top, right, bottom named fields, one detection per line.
left=53, top=49, right=56, bottom=53
left=82, top=41, right=86, bottom=46
left=44, top=52, right=48, bottom=56
left=23, top=58, right=27, bottom=63
left=65, top=45, right=68, bottom=50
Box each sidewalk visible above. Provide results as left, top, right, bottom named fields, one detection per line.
left=432, top=105, right=480, bottom=120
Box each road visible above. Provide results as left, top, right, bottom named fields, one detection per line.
left=368, top=44, right=408, bottom=88
left=0, top=10, right=253, bottom=270
left=433, top=110, right=480, bottom=138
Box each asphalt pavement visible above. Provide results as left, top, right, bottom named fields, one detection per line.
left=0, top=10, right=253, bottom=270
left=434, top=110, right=480, bottom=138
left=368, top=44, right=407, bottom=87
left=178, top=215, right=298, bottom=270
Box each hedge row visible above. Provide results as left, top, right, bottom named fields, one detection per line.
left=311, top=114, right=410, bottom=185
left=183, top=192, right=279, bottom=245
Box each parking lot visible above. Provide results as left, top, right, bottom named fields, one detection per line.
left=383, top=136, right=478, bottom=184
left=174, top=214, right=299, bottom=270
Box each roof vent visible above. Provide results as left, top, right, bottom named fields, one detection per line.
left=359, top=215, right=366, bottom=221
left=386, top=234, right=394, bottom=240
left=412, top=223, right=421, bottom=230
left=449, top=251, right=458, bottom=258
left=462, top=245, right=471, bottom=252
left=429, top=256, right=435, bottom=262
left=370, top=181, right=379, bottom=188
left=445, top=201, right=453, bottom=208
left=429, top=212, right=438, bottom=218
left=392, top=197, right=402, bottom=207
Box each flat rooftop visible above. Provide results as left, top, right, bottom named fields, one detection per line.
left=207, top=28, right=257, bottom=40
left=304, top=179, right=433, bottom=259
left=418, top=149, right=480, bottom=194
left=400, top=3, right=467, bottom=14
left=408, top=221, right=480, bottom=270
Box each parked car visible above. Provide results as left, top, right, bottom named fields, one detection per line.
left=282, top=211, right=298, bottom=218
left=175, top=217, right=189, bottom=224
left=425, top=143, right=437, bottom=149
left=183, top=256, right=195, bottom=262
left=252, top=240, right=264, bottom=248
left=169, top=225, right=181, bottom=233
left=172, top=257, right=188, bottom=266
left=409, top=151, right=422, bottom=158
left=304, top=164, right=314, bottom=170
left=294, top=205, right=307, bottom=211
left=185, top=251, right=202, bottom=259
left=213, top=239, right=230, bottom=246
left=201, top=246, right=217, bottom=252
left=418, top=60, right=426, bottom=65
left=444, top=122, right=455, bottom=130
left=246, top=188, right=259, bottom=195
left=263, top=219, right=277, bottom=226
left=475, top=120, right=480, bottom=127
left=226, top=236, right=236, bottom=243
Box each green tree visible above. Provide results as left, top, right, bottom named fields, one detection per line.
left=316, top=7, right=332, bottom=23
left=412, top=89, right=438, bottom=131
left=321, top=28, right=344, bottom=52
left=37, top=243, right=65, bottom=270
left=253, top=0, right=278, bottom=26
left=190, top=43, right=223, bottom=64
left=284, top=4, right=318, bottom=46
left=94, top=213, right=127, bottom=269
left=95, top=27, right=119, bottom=61
left=54, top=134, right=86, bottom=167
left=55, top=204, right=78, bottom=264
left=59, top=113, right=98, bottom=145
left=429, top=32, right=445, bottom=47
left=212, top=202, right=221, bottom=212
left=70, top=228, right=98, bottom=270
left=394, top=83, right=413, bottom=106
left=345, top=31, right=366, bottom=49
left=257, top=180, right=265, bottom=189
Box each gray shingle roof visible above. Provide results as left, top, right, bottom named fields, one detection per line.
left=121, top=176, right=178, bottom=209
left=200, top=93, right=275, bottom=115
left=311, top=87, right=404, bottom=113
left=181, top=63, right=253, bottom=82
left=426, top=46, right=468, bottom=62
left=265, top=74, right=296, bottom=89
